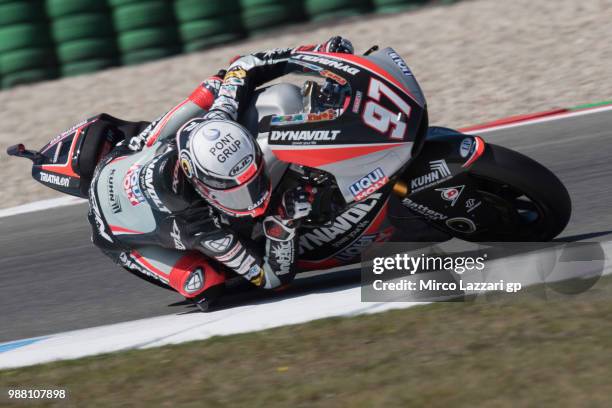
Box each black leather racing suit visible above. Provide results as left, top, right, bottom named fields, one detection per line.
left=88, top=38, right=354, bottom=301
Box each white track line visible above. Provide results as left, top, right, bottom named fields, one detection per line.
left=0, top=196, right=85, bottom=219
left=1, top=104, right=610, bottom=219
left=466, top=104, right=612, bottom=134
left=1, top=242, right=609, bottom=369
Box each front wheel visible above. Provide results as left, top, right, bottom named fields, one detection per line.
left=460, top=143, right=571, bottom=241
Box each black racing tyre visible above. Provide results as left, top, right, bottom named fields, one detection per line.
left=0, top=24, right=51, bottom=53
left=174, top=0, right=239, bottom=22
left=120, top=46, right=180, bottom=65
left=462, top=143, right=572, bottom=241
left=183, top=32, right=244, bottom=52
left=0, top=1, right=46, bottom=25
left=1, top=67, right=57, bottom=88
left=51, top=13, right=114, bottom=43
left=46, top=0, right=109, bottom=18
left=57, top=38, right=117, bottom=63
left=178, top=17, right=241, bottom=42
left=118, top=27, right=179, bottom=52
left=113, top=1, right=174, bottom=32
left=0, top=48, right=55, bottom=74
left=61, top=58, right=118, bottom=76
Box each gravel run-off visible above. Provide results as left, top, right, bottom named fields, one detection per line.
left=0, top=0, right=610, bottom=208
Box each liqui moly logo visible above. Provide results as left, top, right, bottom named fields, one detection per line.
left=410, top=160, right=452, bottom=192
left=123, top=164, right=145, bottom=206
left=349, top=168, right=388, bottom=201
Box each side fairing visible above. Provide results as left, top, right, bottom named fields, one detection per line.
left=95, top=147, right=159, bottom=235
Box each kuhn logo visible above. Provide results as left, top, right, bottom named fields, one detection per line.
left=107, top=169, right=121, bottom=214
left=410, top=160, right=452, bottom=192
left=270, top=130, right=341, bottom=142
left=229, top=154, right=253, bottom=176
left=349, top=168, right=388, bottom=201
left=293, top=54, right=360, bottom=75
left=39, top=172, right=69, bottom=187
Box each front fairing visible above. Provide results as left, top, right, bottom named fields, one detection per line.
left=264, top=49, right=427, bottom=205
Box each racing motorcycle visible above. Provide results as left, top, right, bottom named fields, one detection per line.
left=7, top=45, right=571, bottom=307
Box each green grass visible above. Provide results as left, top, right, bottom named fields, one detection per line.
left=2, top=277, right=612, bottom=407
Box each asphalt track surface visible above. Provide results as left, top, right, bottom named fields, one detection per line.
left=1, top=109, right=611, bottom=343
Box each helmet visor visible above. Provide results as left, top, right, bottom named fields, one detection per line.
left=194, top=165, right=271, bottom=218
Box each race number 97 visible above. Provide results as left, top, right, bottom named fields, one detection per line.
left=362, top=78, right=412, bottom=140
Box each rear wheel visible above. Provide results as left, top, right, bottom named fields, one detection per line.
left=461, top=143, right=571, bottom=241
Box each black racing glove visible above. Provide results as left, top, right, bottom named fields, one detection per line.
left=279, top=185, right=317, bottom=222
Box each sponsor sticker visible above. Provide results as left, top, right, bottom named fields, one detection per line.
left=299, top=193, right=383, bottom=252
left=180, top=152, right=195, bottom=178
left=209, top=133, right=241, bottom=163
left=171, top=159, right=181, bottom=194
left=271, top=109, right=337, bottom=126
left=387, top=51, right=413, bottom=77
left=292, top=54, right=360, bottom=75
left=352, top=90, right=363, bottom=113
left=143, top=158, right=171, bottom=213
left=184, top=268, right=203, bottom=293
left=219, top=84, right=238, bottom=99
left=229, top=154, right=254, bottom=177
left=107, top=169, right=122, bottom=214
left=460, top=138, right=474, bottom=158
left=401, top=198, right=448, bottom=221
left=245, top=264, right=264, bottom=286
left=349, top=168, right=389, bottom=201
left=123, top=164, right=146, bottom=206
left=271, top=241, right=294, bottom=275
left=171, top=220, right=186, bottom=250
left=39, top=171, right=70, bottom=187
left=247, top=189, right=270, bottom=212
left=224, top=68, right=246, bottom=80
left=465, top=198, right=482, bottom=213
left=410, top=160, right=452, bottom=192
left=320, top=70, right=347, bottom=85
left=203, top=236, right=233, bottom=253
left=435, top=185, right=465, bottom=207
left=269, top=129, right=341, bottom=143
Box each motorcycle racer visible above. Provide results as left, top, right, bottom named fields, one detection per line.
left=82, top=37, right=354, bottom=308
